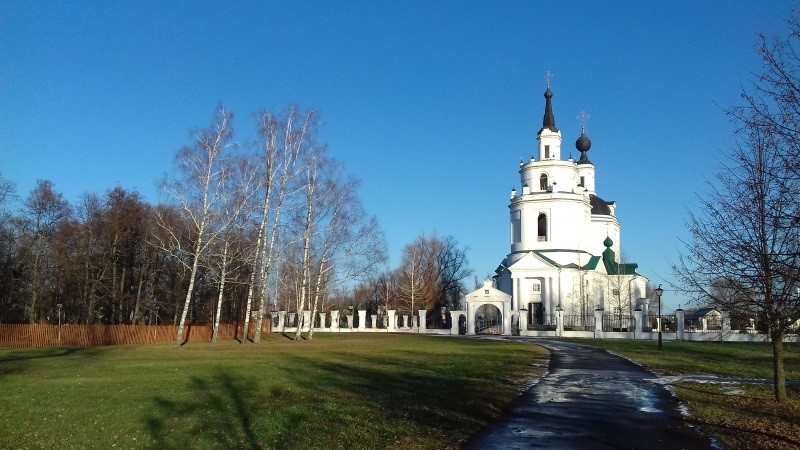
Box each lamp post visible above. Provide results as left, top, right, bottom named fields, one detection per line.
left=655, top=285, right=664, bottom=350
left=56, top=303, right=62, bottom=346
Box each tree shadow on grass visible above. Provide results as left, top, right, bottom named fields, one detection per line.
left=145, top=371, right=269, bottom=449
left=144, top=370, right=315, bottom=449
left=0, top=347, right=109, bottom=380
left=278, top=351, right=522, bottom=446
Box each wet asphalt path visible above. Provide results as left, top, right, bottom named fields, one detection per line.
left=464, top=339, right=714, bottom=450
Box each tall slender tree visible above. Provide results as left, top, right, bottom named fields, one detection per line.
left=156, top=106, right=235, bottom=346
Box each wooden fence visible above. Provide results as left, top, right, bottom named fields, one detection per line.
left=0, top=322, right=269, bottom=348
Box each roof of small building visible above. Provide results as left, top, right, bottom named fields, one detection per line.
left=684, top=307, right=720, bottom=322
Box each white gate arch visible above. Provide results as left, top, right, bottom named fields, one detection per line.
left=465, top=279, right=512, bottom=335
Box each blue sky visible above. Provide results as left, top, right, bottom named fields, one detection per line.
left=1, top=1, right=794, bottom=310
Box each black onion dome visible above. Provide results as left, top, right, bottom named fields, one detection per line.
left=576, top=130, right=592, bottom=165
left=576, top=132, right=591, bottom=152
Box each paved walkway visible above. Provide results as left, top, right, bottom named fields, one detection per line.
left=464, top=339, right=715, bottom=449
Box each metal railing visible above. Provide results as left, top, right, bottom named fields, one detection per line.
left=602, top=314, right=635, bottom=332
left=561, top=314, right=595, bottom=331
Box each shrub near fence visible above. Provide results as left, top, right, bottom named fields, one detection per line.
left=0, top=322, right=268, bottom=348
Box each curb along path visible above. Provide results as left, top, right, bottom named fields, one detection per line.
left=464, top=339, right=714, bottom=449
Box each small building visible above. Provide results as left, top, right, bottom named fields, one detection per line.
left=683, top=307, right=722, bottom=332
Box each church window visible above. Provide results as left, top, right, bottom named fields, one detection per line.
left=537, top=213, right=547, bottom=241
left=545, top=145, right=550, bottom=159
left=539, top=173, right=548, bottom=191
left=580, top=176, right=585, bottom=187
left=531, top=284, right=541, bottom=292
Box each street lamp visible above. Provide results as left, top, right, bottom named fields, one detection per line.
left=655, top=285, right=664, bottom=350
left=56, top=303, right=63, bottom=346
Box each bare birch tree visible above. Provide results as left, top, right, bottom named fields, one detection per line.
left=247, top=107, right=318, bottom=343
left=210, top=154, right=259, bottom=343
left=155, top=106, right=235, bottom=346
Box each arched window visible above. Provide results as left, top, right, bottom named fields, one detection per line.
left=539, top=173, right=548, bottom=191
left=537, top=213, right=547, bottom=241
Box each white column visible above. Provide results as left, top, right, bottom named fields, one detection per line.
left=721, top=311, right=731, bottom=340
left=330, top=310, right=340, bottom=331
left=318, top=312, right=327, bottom=330
left=512, top=276, right=518, bottom=312
left=546, top=277, right=553, bottom=319
left=419, top=309, right=427, bottom=333
left=370, top=314, right=377, bottom=329
left=519, top=308, right=528, bottom=334
left=357, top=310, right=367, bottom=331
left=467, top=301, right=475, bottom=335
left=503, top=301, right=512, bottom=335
left=302, top=311, right=311, bottom=332
left=387, top=310, right=396, bottom=332
left=675, top=309, right=685, bottom=341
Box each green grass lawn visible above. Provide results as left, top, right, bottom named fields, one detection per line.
left=566, top=338, right=800, bottom=379
left=0, top=334, right=547, bottom=449
left=570, top=338, right=800, bottom=450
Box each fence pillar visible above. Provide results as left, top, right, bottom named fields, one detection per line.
left=370, top=314, right=377, bottom=329
left=357, top=310, right=367, bottom=331
left=466, top=301, right=476, bottom=335
left=346, top=314, right=354, bottom=330
left=418, top=309, right=427, bottom=333
left=387, top=309, right=397, bottom=332
left=449, top=310, right=464, bottom=335
left=640, top=299, right=651, bottom=331
left=302, top=311, right=311, bottom=332
left=556, top=308, right=564, bottom=336
left=633, top=308, right=643, bottom=338
left=519, top=308, right=528, bottom=334
left=277, top=311, right=286, bottom=332
left=675, top=309, right=685, bottom=340
left=330, top=310, right=340, bottom=331
left=721, top=311, right=731, bottom=341
left=594, top=308, right=604, bottom=333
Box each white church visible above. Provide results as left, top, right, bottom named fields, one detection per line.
left=483, top=82, right=647, bottom=331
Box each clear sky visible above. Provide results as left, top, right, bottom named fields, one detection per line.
left=1, top=1, right=794, bottom=310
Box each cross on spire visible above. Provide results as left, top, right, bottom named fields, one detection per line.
left=577, top=110, right=590, bottom=133
left=544, top=71, right=553, bottom=88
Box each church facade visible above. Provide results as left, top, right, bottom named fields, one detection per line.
left=493, top=84, right=647, bottom=329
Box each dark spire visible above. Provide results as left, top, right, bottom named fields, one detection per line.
left=539, top=87, right=559, bottom=134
